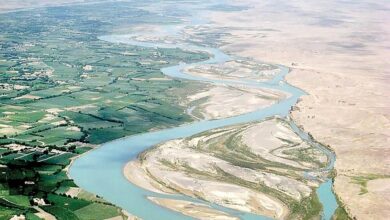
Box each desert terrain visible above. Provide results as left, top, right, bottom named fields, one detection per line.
left=197, top=0, right=390, bottom=219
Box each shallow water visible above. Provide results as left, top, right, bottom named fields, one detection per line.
left=70, top=34, right=338, bottom=219
left=317, top=180, right=339, bottom=220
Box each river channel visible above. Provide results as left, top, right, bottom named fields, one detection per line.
left=69, top=34, right=338, bottom=220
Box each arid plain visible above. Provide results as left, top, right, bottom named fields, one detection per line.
left=195, top=0, right=390, bottom=219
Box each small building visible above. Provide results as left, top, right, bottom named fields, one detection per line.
left=33, top=198, right=47, bottom=206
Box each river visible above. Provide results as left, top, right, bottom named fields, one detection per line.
left=69, top=34, right=338, bottom=220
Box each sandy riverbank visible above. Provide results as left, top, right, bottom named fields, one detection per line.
left=148, top=197, right=238, bottom=220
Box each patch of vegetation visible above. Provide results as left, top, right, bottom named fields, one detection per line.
left=8, top=111, right=46, bottom=123
left=159, top=159, right=179, bottom=170
left=76, top=190, right=106, bottom=203
left=42, top=205, right=79, bottom=220
left=196, top=125, right=306, bottom=180
left=0, top=206, right=20, bottom=220
left=283, top=146, right=326, bottom=168
left=46, top=194, right=91, bottom=211
left=332, top=193, right=351, bottom=220
left=2, top=195, right=31, bottom=207
left=74, top=203, right=121, bottom=219
left=25, top=213, right=43, bottom=220
left=289, top=193, right=322, bottom=220
left=333, top=206, right=350, bottom=220
left=351, top=173, right=390, bottom=195
left=214, top=167, right=321, bottom=219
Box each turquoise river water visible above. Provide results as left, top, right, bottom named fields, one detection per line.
left=69, top=34, right=338, bottom=220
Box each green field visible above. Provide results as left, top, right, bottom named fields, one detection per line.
left=74, top=203, right=121, bottom=219
left=0, top=1, right=208, bottom=219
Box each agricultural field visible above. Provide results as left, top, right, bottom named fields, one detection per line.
left=0, top=2, right=208, bottom=219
